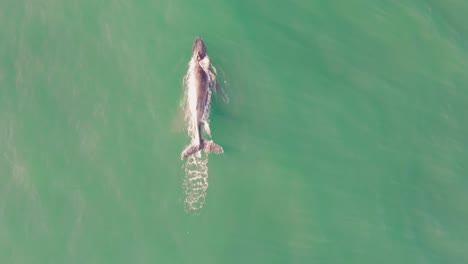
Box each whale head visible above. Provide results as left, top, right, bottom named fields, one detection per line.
left=192, top=36, right=207, bottom=61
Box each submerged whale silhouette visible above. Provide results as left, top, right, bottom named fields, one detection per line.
left=180, top=37, right=224, bottom=160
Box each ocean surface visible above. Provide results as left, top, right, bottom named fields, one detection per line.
left=1, top=0, right=467, bottom=263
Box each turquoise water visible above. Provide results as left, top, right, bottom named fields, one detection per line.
left=1, top=0, right=467, bottom=263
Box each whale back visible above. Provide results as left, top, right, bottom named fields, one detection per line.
left=194, top=62, right=209, bottom=122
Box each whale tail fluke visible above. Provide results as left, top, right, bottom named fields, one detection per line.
left=181, top=139, right=223, bottom=160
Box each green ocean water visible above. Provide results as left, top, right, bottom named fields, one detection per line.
left=1, top=0, right=468, bottom=263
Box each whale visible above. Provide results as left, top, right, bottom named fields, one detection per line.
left=180, top=37, right=224, bottom=160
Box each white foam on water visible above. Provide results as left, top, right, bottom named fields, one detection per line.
left=182, top=151, right=209, bottom=212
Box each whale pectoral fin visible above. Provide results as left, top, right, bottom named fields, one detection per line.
left=208, top=73, right=228, bottom=103
left=214, top=81, right=229, bottom=103
left=207, top=70, right=229, bottom=103
left=203, top=121, right=212, bottom=138
left=210, top=64, right=218, bottom=75
left=209, top=71, right=217, bottom=90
